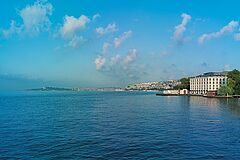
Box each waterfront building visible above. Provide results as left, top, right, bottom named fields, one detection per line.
left=190, top=72, right=228, bottom=95
left=179, top=89, right=189, bottom=95
left=157, top=89, right=189, bottom=96
left=159, top=90, right=179, bottom=95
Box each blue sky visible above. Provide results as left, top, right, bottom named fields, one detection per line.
left=1, top=0, right=240, bottom=90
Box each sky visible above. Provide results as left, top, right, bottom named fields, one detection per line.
left=1, top=0, right=240, bottom=90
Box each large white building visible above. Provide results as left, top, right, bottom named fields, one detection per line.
left=190, top=72, right=228, bottom=95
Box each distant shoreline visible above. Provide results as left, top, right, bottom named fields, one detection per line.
left=156, top=93, right=240, bottom=99
left=26, top=86, right=165, bottom=92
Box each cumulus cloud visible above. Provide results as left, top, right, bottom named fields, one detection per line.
left=96, top=23, right=118, bottom=36
left=114, top=30, right=132, bottom=48
left=1, top=0, right=53, bottom=37
left=19, top=0, right=53, bottom=33
left=59, top=14, right=90, bottom=48
left=0, top=21, right=21, bottom=38
left=198, top=20, right=239, bottom=44
left=110, top=54, right=121, bottom=66
left=95, top=56, right=106, bottom=70
left=124, top=49, right=137, bottom=65
left=67, top=36, right=87, bottom=48
left=94, top=49, right=144, bottom=79
left=92, top=13, right=101, bottom=20
left=60, top=15, right=90, bottom=39
left=173, top=13, right=191, bottom=43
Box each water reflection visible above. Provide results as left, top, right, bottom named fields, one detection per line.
left=189, top=96, right=220, bottom=107
left=189, top=96, right=240, bottom=116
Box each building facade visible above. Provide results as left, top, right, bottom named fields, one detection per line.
left=190, top=72, right=228, bottom=95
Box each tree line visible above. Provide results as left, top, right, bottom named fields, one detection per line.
left=218, top=69, right=240, bottom=96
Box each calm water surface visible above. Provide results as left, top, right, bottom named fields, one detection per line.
left=1, top=91, right=240, bottom=159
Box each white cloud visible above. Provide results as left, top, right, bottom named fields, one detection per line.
left=198, top=20, right=239, bottom=44
left=59, top=14, right=90, bottom=48
left=173, top=13, right=191, bottom=42
left=234, top=33, right=240, bottom=41
left=102, top=42, right=110, bottom=53
left=94, top=49, right=143, bottom=79
left=1, top=0, right=53, bottom=37
left=114, top=30, right=132, bottom=48
left=60, top=15, right=90, bottom=39
left=96, top=23, right=118, bottom=36
left=95, top=56, right=106, bottom=70
left=67, top=36, right=87, bottom=48
left=19, top=0, right=53, bottom=33
left=92, top=13, right=101, bottom=20
left=110, top=54, right=121, bottom=66
left=0, top=20, right=21, bottom=38
left=124, top=49, right=137, bottom=65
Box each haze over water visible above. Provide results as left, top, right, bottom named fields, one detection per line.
left=1, top=91, right=240, bottom=159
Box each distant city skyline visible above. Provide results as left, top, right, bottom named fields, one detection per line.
left=1, top=0, right=240, bottom=90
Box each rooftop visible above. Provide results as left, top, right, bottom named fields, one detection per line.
left=193, top=71, right=228, bottom=78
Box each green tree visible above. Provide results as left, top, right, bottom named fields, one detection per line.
left=227, top=69, right=240, bottom=95
left=173, top=77, right=190, bottom=90
left=217, top=86, right=233, bottom=96
left=234, top=78, right=240, bottom=95
left=227, top=78, right=235, bottom=90
left=228, top=69, right=240, bottom=80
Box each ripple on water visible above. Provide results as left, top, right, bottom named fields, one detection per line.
left=0, top=92, right=240, bottom=159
